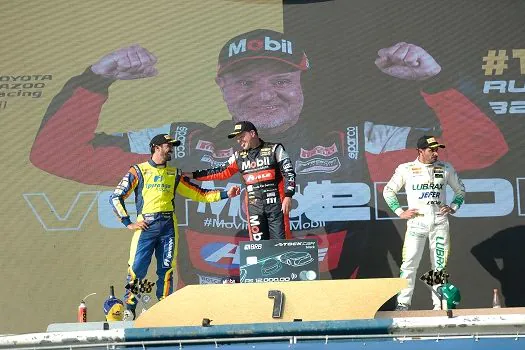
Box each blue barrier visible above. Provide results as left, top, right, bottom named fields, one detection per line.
left=125, top=319, right=393, bottom=341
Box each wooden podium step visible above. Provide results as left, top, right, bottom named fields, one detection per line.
left=134, top=278, right=407, bottom=328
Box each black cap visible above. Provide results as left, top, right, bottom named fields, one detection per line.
left=217, top=29, right=310, bottom=76
left=417, top=135, right=446, bottom=149
left=227, top=121, right=258, bottom=139
left=149, top=134, right=181, bottom=147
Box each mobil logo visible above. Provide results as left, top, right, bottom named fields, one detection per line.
left=200, top=242, right=240, bottom=269
left=229, top=36, right=293, bottom=57
left=241, top=157, right=270, bottom=171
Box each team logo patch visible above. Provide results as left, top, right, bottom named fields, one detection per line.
left=243, top=169, right=276, bottom=185
left=260, top=147, right=272, bottom=156
left=228, top=36, right=293, bottom=58
left=300, top=143, right=338, bottom=159
left=346, top=126, right=359, bottom=159
left=200, top=154, right=226, bottom=167
left=173, top=126, right=188, bottom=159
left=195, top=140, right=234, bottom=158
left=411, top=167, right=422, bottom=175
left=295, top=157, right=341, bottom=174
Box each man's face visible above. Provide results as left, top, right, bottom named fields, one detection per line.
left=418, top=147, right=439, bottom=164
left=156, top=143, right=174, bottom=162
left=217, top=61, right=304, bottom=133
left=235, top=130, right=258, bottom=150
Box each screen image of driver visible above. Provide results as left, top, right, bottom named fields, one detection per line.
left=30, top=28, right=506, bottom=188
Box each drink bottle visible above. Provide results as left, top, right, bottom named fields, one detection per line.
left=492, top=288, right=501, bottom=308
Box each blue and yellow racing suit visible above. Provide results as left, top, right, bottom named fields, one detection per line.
left=109, top=159, right=228, bottom=309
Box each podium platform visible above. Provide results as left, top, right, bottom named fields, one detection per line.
left=134, top=278, right=407, bottom=328
left=4, top=278, right=522, bottom=349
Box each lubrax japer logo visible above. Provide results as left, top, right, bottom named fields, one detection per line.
left=229, top=36, right=293, bottom=57
left=413, top=183, right=444, bottom=190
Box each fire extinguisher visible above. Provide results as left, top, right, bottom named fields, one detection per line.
left=77, top=292, right=96, bottom=322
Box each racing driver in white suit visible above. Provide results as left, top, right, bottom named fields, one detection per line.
left=383, top=135, right=465, bottom=310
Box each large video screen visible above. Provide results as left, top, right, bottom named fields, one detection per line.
left=2, top=0, right=524, bottom=332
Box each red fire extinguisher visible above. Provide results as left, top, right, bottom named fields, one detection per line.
left=77, top=292, right=96, bottom=322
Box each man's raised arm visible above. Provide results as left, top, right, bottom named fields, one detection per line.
left=30, top=45, right=158, bottom=186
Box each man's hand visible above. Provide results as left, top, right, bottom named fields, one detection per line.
left=126, top=221, right=149, bottom=231
left=91, top=45, right=158, bottom=80
left=281, top=197, right=292, bottom=216
left=439, top=205, right=456, bottom=215
left=227, top=186, right=241, bottom=198
left=399, top=208, right=419, bottom=219
left=375, top=42, right=441, bottom=80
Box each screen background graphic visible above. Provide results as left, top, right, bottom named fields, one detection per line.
left=1, top=0, right=524, bottom=333
left=1, top=0, right=283, bottom=333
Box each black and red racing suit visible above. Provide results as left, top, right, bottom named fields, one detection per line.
left=193, top=141, right=296, bottom=241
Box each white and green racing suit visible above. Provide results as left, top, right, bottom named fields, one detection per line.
left=383, top=158, right=465, bottom=308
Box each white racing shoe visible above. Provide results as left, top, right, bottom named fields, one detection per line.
left=395, top=303, right=410, bottom=311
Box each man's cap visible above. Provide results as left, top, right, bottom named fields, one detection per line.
left=227, top=121, right=258, bottom=139
left=217, top=29, right=310, bottom=76
left=417, top=135, right=446, bottom=149
left=149, top=134, right=181, bottom=147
